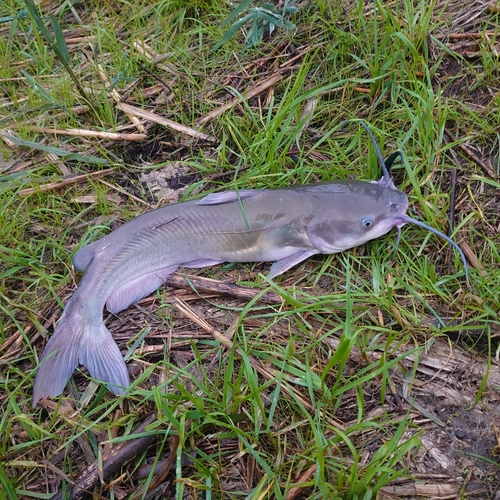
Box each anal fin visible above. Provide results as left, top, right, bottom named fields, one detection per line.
left=106, top=266, right=178, bottom=313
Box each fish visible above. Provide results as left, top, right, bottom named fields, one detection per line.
left=32, top=122, right=470, bottom=405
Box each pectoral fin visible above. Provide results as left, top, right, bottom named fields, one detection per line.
left=106, top=266, right=178, bottom=313
left=196, top=190, right=262, bottom=206
left=268, top=250, right=317, bottom=279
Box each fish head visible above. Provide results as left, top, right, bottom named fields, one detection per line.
left=305, top=180, right=409, bottom=253
left=306, top=178, right=470, bottom=286
left=338, top=120, right=469, bottom=285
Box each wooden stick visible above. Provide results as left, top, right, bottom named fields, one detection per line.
left=164, top=273, right=283, bottom=304
left=196, top=72, right=285, bottom=125
left=458, top=238, right=487, bottom=277
left=129, top=436, right=180, bottom=499
left=433, top=31, right=499, bottom=40
left=118, top=102, right=213, bottom=140
left=353, top=86, right=371, bottom=94
left=444, top=128, right=496, bottom=179
left=29, top=126, right=147, bottom=141
left=17, top=168, right=114, bottom=197
left=286, top=463, right=318, bottom=500
left=52, top=413, right=159, bottom=500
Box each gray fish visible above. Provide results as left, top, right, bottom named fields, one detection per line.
left=32, top=123, right=469, bottom=405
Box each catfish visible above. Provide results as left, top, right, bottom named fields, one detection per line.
left=32, top=122, right=469, bottom=405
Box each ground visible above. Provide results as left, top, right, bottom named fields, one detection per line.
left=1, top=0, right=500, bottom=498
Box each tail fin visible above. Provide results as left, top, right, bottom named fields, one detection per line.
left=32, top=306, right=130, bottom=406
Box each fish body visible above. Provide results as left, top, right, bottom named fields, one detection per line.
left=32, top=122, right=470, bottom=405
left=32, top=180, right=409, bottom=404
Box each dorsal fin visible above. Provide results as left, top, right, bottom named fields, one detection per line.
left=196, top=189, right=262, bottom=206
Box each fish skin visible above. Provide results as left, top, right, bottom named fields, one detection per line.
left=32, top=180, right=409, bottom=405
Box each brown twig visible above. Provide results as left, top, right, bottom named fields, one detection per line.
left=444, top=128, right=496, bottom=179
left=285, top=463, right=317, bottom=500
left=433, top=31, right=499, bottom=40
left=458, top=238, right=487, bottom=276
left=17, top=168, right=115, bottom=197
left=195, top=72, right=285, bottom=125
left=52, top=412, right=159, bottom=500
left=353, top=86, right=371, bottom=94
left=28, top=126, right=147, bottom=141
left=129, top=435, right=180, bottom=499
left=164, top=273, right=283, bottom=304
left=117, top=102, right=213, bottom=140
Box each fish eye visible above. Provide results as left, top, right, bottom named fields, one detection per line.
left=361, top=216, right=374, bottom=228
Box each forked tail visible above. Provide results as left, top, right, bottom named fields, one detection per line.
left=32, top=303, right=130, bottom=406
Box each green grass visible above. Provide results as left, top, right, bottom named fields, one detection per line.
left=1, top=0, right=500, bottom=497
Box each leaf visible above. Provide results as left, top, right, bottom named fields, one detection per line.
left=220, top=0, right=255, bottom=27
left=272, top=17, right=296, bottom=31
left=214, top=0, right=298, bottom=49
left=0, top=133, right=110, bottom=165
left=23, top=0, right=53, bottom=43
left=213, top=14, right=252, bottom=51
left=49, top=14, right=70, bottom=65
left=20, top=70, right=55, bottom=103
left=246, top=17, right=265, bottom=47
left=261, top=3, right=278, bottom=12
left=254, top=9, right=294, bottom=29
left=0, top=463, right=18, bottom=500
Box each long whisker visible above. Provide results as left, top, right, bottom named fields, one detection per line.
left=397, top=214, right=470, bottom=287
left=356, top=121, right=389, bottom=180
left=341, top=120, right=394, bottom=187
left=340, top=120, right=469, bottom=287
left=384, top=151, right=402, bottom=171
